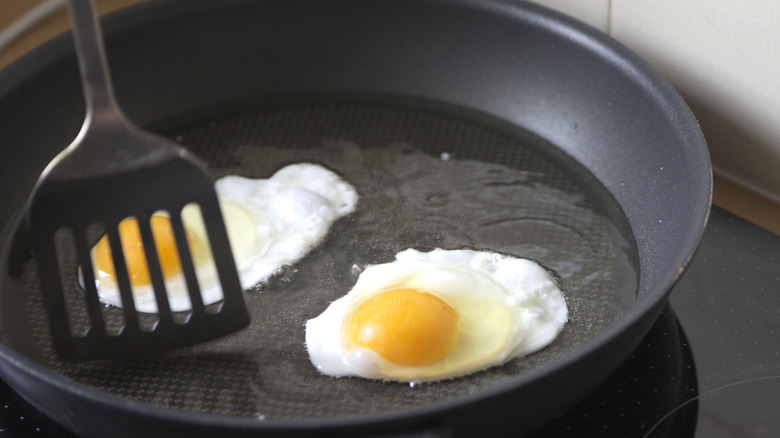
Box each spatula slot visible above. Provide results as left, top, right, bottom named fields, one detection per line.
left=85, top=221, right=126, bottom=337
left=180, top=202, right=224, bottom=316
left=54, top=226, right=91, bottom=338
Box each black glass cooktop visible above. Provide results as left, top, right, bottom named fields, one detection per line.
left=1, top=206, right=778, bottom=437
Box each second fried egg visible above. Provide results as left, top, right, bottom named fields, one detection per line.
left=305, top=248, right=568, bottom=382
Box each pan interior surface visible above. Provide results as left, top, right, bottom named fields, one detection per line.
left=1, top=95, right=638, bottom=420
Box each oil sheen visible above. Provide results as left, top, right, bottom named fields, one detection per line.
left=19, top=98, right=639, bottom=420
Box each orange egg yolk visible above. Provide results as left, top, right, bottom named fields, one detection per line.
left=93, top=216, right=193, bottom=286
left=345, top=288, right=460, bottom=367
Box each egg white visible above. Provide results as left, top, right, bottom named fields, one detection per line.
left=305, top=248, right=568, bottom=382
left=92, top=163, right=358, bottom=313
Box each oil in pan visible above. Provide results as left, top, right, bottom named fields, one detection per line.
left=8, top=95, right=639, bottom=420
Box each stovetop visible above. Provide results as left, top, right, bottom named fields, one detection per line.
left=1, top=206, right=778, bottom=437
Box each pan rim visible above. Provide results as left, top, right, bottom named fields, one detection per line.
left=0, top=0, right=712, bottom=434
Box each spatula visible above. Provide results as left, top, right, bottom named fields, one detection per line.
left=25, top=0, right=250, bottom=361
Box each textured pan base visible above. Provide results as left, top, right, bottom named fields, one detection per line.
left=7, top=96, right=638, bottom=420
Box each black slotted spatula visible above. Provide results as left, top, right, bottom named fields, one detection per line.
left=25, top=0, right=250, bottom=361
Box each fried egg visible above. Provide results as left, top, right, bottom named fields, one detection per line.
left=90, top=163, right=358, bottom=313
left=305, top=248, right=567, bottom=382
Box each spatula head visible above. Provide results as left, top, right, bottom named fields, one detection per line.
left=27, top=137, right=250, bottom=361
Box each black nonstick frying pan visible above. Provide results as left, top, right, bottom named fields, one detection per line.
left=0, top=0, right=711, bottom=437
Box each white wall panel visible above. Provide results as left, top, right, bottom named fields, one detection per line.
left=610, top=0, right=780, bottom=202
left=526, top=0, right=610, bottom=32
left=529, top=0, right=780, bottom=202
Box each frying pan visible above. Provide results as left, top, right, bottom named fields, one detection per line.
left=0, top=0, right=711, bottom=436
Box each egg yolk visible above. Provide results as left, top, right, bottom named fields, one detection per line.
left=345, top=288, right=460, bottom=367
left=93, top=216, right=193, bottom=286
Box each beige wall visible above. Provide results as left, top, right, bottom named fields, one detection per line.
left=529, top=0, right=780, bottom=203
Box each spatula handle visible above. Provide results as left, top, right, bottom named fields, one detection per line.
left=66, top=0, right=119, bottom=118
left=49, top=0, right=182, bottom=180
